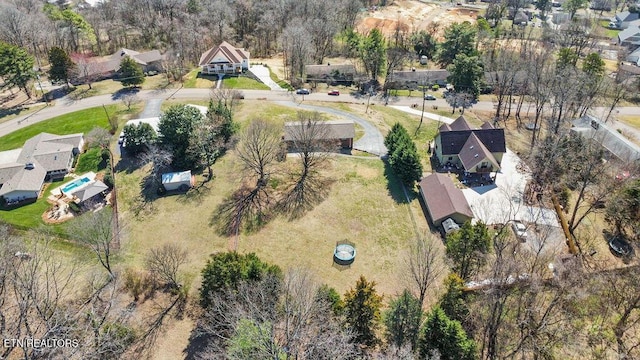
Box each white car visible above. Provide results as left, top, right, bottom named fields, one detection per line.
left=511, top=221, right=528, bottom=241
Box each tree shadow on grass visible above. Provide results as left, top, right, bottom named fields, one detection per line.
left=276, top=174, right=334, bottom=220
left=383, top=160, right=412, bottom=204
left=210, top=184, right=274, bottom=236
left=175, top=182, right=212, bottom=206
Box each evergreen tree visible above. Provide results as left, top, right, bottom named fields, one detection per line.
left=48, top=46, right=74, bottom=86
left=200, top=252, right=282, bottom=308
left=438, top=22, right=477, bottom=67
left=316, top=284, right=344, bottom=316
left=439, top=273, right=469, bottom=323
left=0, top=42, right=35, bottom=98
left=418, top=307, right=476, bottom=360
left=446, top=54, right=485, bottom=99
left=384, top=122, right=411, bottom=155
left=119, top=55, right=144, bottom=87
left=445, top=221, right=491, bottom=281
left=122, top=122, right=157, bottom=155
left=384, top=289, right=423, bottom=350
left=158, top=104, right=203, bottom=169
left=343, top=275, right=383, bottom=347
left=389, top=140, right=423, bottom=186
left=359, top=28, right=386, bottom=80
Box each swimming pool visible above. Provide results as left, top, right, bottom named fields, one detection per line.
left=62, top=177, right=91, bottom=194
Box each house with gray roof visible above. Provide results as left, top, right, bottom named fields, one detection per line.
left=0, top=133, right=84, bottom=204
left=199, top=41, right=250, bottom=75
left=433, top=116, right=506, bottom=174
left=79, top=48, right=163, bottom=80
left=610, top=11, right=640, bottom=29
left=571, top=115, right=640, bottom=163
left=626, top=47, right=640, bottom=66
left=419, top=173, right=474, bottom=227
left=305, top=64, right=357, bottom=85
left=284, top=120, right=356, bottom=151
left=385, top=69, right=450, bottom=90
left=617, top=25, right=640, bottom=47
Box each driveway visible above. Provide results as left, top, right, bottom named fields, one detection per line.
left=275, top=101, right=388, bottom=156
left=138, top=98, right=163, bottom=118
left=248, top=65, right=286, bottom=91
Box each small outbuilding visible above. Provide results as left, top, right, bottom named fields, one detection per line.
left=419, top=173, right=474, bottom=227
left=161, top=171, right=194, bottom=191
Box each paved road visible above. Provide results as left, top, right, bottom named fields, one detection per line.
left=2, top=88, right=639, bottom=139
left=275, top=101, right=388, bottom=156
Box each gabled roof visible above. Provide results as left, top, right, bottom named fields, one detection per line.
left=0, top=164, right=47, bottom=196
left=438, top=127, right=506, bottom=156
left=618, top=25, right=640, bottom=43
left=73, top=180, right=108, bottom=202
left=449, top=116, right=472, bottom=131
left=18, top=133, right=83, bottom=172
left=571, top=115, right=640, bottom=162
left=616, top=11, right=639, bottom=22
left=283, top=120, right=356, bottom=141
left=458, top=133, right=500, bottom=171
left=419, top=173, right=473, bottom=224
left=480, top=121, right=494, bottom=129
left=305, top=64, right=357, bottom=76
left=199, top=41, right=249, bottom=66
left=389, top=69, right=450, bottom=83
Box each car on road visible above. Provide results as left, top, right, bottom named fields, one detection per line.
left=511, top=221, right=528, bottom=241
left=328, top=90, right=340, bottom=96
left=609, top=236, right=632, bottom=257
left=296, top=88, right=310, bottom=95
left=424, top=94, right=436, bottom=100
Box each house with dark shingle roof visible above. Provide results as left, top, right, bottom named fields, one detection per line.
left=199, top=41, right=250, bottom=75
left=419, top=173, right=474, bottom=227
left=386, top=69, right=450, bottom=90
left=305, top=64, right=357, bottom=84
left=433, top=116, right=506, bottom=174
left=78, top=48, right=163, bottom=80
left=0, top=133, right=84, bottom=204
left=283, top=120, right=356, bottom=151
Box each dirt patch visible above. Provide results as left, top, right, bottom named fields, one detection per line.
left=357, top=1, right=478, bottom=38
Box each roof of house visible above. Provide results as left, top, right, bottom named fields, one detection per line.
left=616, top=11, right=639, bottom=22
left=162, top=171, right=192, bottom=185
left=419, top=173, right=474, bottom=224
left=571, top=115, right=640, bottom=162
left=619, top=63, right=640, bottom=75
left=618, top=25, right=640, bottom=43
left=73, top=180, right=108, bottom=202
left=437, top=117, right=506, bottom=156
left=458, top=133, right=501, bottom=170
left=0, top=164, right=47, bottom=196
left=199, top=41, right=249, bottom=66
left=389, top=69, right=450, bottom=83
left=305, top=64, right=357, bottom=77
left=0, top=133, right=83, bottom=198
left=283, top=120, right=356, bottom=141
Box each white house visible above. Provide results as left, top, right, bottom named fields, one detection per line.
left=0, top=133, right=84, bottom=204
left=198, top=41, right=250, bottom=75
left=161, top=171, right=194, bottom=191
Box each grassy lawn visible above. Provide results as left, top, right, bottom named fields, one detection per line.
left=183, top=69, right=216, bottom=88
left=75, top=147, right=108, bottom=173
left=0, top=106, right=117, bottom=151
left=0, top=105, right=46, bottom=125
left=599, top=20, right=621, bottom=38
left=221, top=76, right=270, bottom=90
left=266, top=65, right=293, bottom=90
left=67, top=74, right=176, bottom=99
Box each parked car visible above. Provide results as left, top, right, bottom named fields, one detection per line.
left=296, top=88, right=310, bottom=95
left=424, top=94, right=436, bottom=100
left=609, top=236, right=632, bottom=257
left=328, top=90, right=340, bottom=96
left=511, top=221, right=528, bottom=241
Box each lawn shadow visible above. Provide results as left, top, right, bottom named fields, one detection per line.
left=383, top=160, right=409, bottom=204
left=175, top=182, right=212, bottom=206
left=114, top=153, right=145, bottom=174
left=209, top=184, right=274, bottom=236
left=0, top=106, right=30, bottom=120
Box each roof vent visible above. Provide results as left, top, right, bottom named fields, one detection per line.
left=474, top=154, right=479, bottom=158
left=121, top=51, right=126, bottom=56
left=469, top=145, right=474, bottom=149
left=25, top=163, right=34, bottom=170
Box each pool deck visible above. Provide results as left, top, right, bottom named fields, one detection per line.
left=50, top=171, right=97, bottom=197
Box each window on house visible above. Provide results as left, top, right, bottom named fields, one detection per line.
left=448, top=157, right=452, bottom=160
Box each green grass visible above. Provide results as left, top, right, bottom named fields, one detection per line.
left=75, top=147, right=108, bottom=173
left=599, top=20, right=621, bottom=38
left=182, top=69, right=201, bottom=88
left=0, top=181, right=62, bottom=230
left=222, top=76, right=270, bottom=90
left=266, top=65, right=293, bottom=90
left=0, top=106, right=115, bottom=151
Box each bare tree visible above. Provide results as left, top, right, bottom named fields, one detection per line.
left=236, top=119, right=282, bottom=187
left=86, top=126, right=112, bottom=149
left=121, top=93, right=139, bottom=111
left=282, top=23, right=312, bottom=85
left=278, top=111, right=333, bottom=218
left=145, top=243, right=188, bottom=290
left=406, top=233, right=445, bottom=308
left=70, top=53, right=106, bottom=90
left=67, top=209, right=119, bottom=278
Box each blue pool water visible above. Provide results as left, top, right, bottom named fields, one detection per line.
left=62, top=177, right=90, bottom=193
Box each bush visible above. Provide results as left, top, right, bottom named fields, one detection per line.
left=432, top=84, right=440, bottom=91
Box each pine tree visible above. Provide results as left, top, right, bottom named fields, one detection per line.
left=343, top=275, right=383, bottom=347
left=389, top=140, right=423, bottom=185
left=384, top=122, right=410, bottom=155
left=384, top=289, right=423, bottom=350
left=48, top=47, right=74, bottom=86
left=119, top=56, right=144, bottom=87
left=418, top=307, right=476, bottom=360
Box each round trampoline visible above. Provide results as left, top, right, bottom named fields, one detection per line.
left=334, top=244, right=356, bottom=265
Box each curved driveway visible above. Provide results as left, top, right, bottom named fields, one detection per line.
left=2, top=87, right=639, bottom=142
